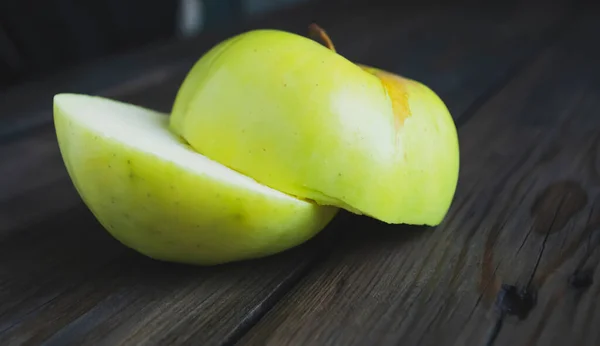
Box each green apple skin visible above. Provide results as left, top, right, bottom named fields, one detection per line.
left=170, top=29, right=459, bottom=226
left=54, top=94, right=338, bottom=266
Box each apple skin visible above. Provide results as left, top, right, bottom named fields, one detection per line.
left=170, top=29, right=459, bottom=226
left=54, top=94, right=338, bottom=266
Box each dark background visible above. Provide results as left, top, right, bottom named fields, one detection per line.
left=0, top=0, right=537, bottom=90
left=0, top=0, right=385, bottom=90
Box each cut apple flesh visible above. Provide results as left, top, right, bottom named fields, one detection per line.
left=53, top=94, right=338, bottom=265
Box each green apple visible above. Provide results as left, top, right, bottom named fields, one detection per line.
left=53, top=94, right=338, bottom=265
left=170, top=25, right=459, bottom=226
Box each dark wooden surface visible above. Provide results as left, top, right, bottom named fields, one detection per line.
left=1, top=1, right=598, bottom=345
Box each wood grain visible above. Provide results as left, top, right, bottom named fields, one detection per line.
left=238, top=14, right=600, bottom=346
left=0, top=3, right=581, bottom=345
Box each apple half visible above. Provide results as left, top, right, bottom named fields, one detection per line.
left=170, top=25, right=460, bottom=225
left=54, top=94, right=338, bottom=265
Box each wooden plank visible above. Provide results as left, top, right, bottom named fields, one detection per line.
left=0, top=5, right=576, bottom=345
left=0, top=206, right=343, bottom=345
left=238, top=13, right=600, bottom=346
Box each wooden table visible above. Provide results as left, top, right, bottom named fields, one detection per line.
left=1, top=1, right=599, bottom=345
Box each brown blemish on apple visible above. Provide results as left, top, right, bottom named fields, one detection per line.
left=308, top=23, right=411, bottom=130
left=359, top=65, right=412, bottom=130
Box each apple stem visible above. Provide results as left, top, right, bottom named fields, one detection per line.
left=308, top=23, right=336, bottom=53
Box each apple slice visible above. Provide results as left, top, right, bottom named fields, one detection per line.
left=53, top=94, right=338, bottom=265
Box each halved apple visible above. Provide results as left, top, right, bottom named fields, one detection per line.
left=54, top=94, right=338, bottom=265
left=170, top=26, right=460, bottom=226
